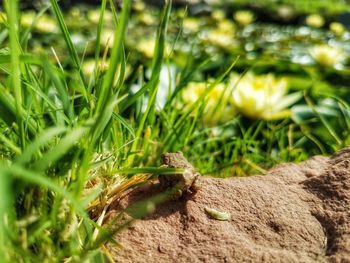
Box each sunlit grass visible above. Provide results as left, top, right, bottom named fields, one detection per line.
left=0, top=0, right=349, bottom=261
left=0, top=0, right=181, bottom=261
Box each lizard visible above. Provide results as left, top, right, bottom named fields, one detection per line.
left=159, top=151, right=201, bottom=199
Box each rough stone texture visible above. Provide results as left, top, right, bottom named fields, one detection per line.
left=109, top=148, right=350, bottom=263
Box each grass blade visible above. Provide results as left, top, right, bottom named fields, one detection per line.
left=15, top=127, right=66, bottom=165
left=127, top=0, right=172, bottom=165
left=33, top=126, right=88, bottom=171
left=5, top=0, right=25, bottom=148
left=50, top=0, right=87, bottom=91
left=0, top=167, right=13, bottom=262
left=95, top=0, right=131, bottom=114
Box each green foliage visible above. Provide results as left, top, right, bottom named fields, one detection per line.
left=225, top=0, right=349, bottom=16
left=0, top=0, right=349, bottom=261
left=0, top=0, right=177, bottom=261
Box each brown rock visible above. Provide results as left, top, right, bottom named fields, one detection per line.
left=108, top=148, right=350, bottom=263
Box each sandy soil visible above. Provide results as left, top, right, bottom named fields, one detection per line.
left=108, top=147, right=350, bottom=263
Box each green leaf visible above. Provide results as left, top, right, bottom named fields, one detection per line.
left=50, top=0, right=87, bottom=91
left=95, top=0, right=131, bottom=114
left=15, top=126, right=66, bottom=165
left=33, top=126, right=88, bottom=171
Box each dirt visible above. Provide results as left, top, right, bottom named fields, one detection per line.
left=108, top=148, right=350, bottom=263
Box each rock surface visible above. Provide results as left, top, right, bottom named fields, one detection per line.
left=109, top=148, right=350, bottom=263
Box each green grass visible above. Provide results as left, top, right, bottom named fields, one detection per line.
left=0, top=0, right=180, bottom=261
left=0, top=0, right=349, bottom=262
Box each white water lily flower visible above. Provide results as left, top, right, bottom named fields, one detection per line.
left=100, top=28, right=115, bottom=49
left=305, top=14, right=324, bottom=28
left=183, top=17, right=200, bottom=33
left=87, top=9, right=113, bottom=24
left=131, top=64, right=176, bottom=112
left=218, top=19, right=236, bottom=35
left=212, top=10, right=226, bottom=21
left=203, top=20, right=236, bottom=50
left=231, top=73, right=301, bottom=120
left=330, top=22, right=346, bottom=36
left=136, top=38, right=171, bottom=59
left=82, top=59, right=109, bottom=77
left=205, top=29, right=233, bottom=49
left=21, top=12, right=58, bottom=33
left=136, top=38, right=157, bottom=58
left=138, top=13, right=156, bottom=26
left=156, top=64, right=177, bottom=110
left=309, top=44, right=345, bottom=67
left=234, top=10, right=254, bottom=26
left=132, top=1, right=146, bottom=12
left=182, top=81, right=235, bottom=125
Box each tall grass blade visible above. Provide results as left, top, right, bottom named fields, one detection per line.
left=5, top=0, right=25, bottom=148
left=0, top=167, right=13, bottom=263
left=95, top=0, right=131, bottom=114
left=305, top=94, right=342, bottom=146
left=33, top=126, right=88, bottom=171
left=6, top=164, right=87, bottom=217
left=15, top=127, right=66, bottom=165
left=50, top=0, right=87, bottom=91
left=127, top=0, right=172, bottom=165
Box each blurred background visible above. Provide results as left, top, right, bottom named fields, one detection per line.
left=1, top=0, right=350, bottom=174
